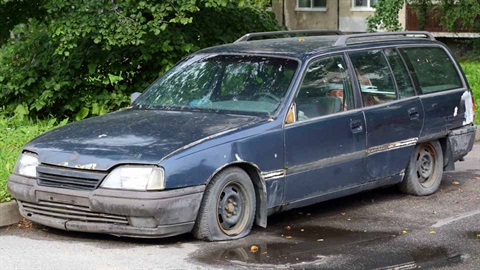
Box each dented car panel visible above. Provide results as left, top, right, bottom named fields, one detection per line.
left=7, top=32, right=477, bottom=239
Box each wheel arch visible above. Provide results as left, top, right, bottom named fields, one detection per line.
left=205, top=162, right=268, bottom=228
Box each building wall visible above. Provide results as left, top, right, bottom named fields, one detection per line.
left=338, top=0, right=374, bottom=32
left=272, top=0, right=339, bottom=30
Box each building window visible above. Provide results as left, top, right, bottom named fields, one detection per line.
left=351, top=0, right=378, bottom=11
left=296, top=0, right=327, bottom=11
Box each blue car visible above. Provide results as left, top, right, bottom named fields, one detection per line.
left=8, top=31, right=477, bottom=241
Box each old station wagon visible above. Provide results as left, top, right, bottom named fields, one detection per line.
left=8, top=31, right=477, bottom=241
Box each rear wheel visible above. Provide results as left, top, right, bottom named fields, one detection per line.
left=399, top=140, right=443, bottom=196
left=193, top=167, right=255, bottom=241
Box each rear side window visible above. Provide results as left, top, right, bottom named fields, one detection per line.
left=400, top=47, right=462, bottom=94
left=349, top=50, right=397, bottom=107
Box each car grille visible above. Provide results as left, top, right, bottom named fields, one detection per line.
left=37, top=164, right=107, bottom=191
left=19, top=201, right=129, bottom=224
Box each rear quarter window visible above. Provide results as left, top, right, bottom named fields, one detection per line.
left=400, top=47, right=463, bottom=94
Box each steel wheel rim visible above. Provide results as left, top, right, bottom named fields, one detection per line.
left=216, top=181, right=250, bottom=235
left=415, top=144, right=437, bottom=188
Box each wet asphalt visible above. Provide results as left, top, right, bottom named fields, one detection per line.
left=1, top=143, right=479, bottom=270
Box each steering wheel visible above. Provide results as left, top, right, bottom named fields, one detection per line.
left=254, top=92, right=281, bottom=103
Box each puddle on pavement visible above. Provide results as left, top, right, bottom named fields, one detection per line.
left=195, top=227, right=467, bottom=269
left=196, top=226, right=396, bottom=269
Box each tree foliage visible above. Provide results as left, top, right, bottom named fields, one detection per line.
left=0, top=0, right=280, bottom=120
left=367, top=0, right=405, bottom=32
left=368, top=0, right=480, bottom=33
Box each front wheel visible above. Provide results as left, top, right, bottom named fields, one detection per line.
left=192, top=167, right=255, bottom=241
left=399, top=140, right=443, bottom=196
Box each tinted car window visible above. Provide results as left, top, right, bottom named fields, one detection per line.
left=296, top=55, right=354, bottom=121
left=134, top=55, right=298, bottom=115
left=384, top=48, right=415, bottom=98
left=349, top=50, right=397, bottom=107
left=400, top=47, right=462, bottom=94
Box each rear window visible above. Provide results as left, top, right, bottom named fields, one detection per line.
left=400, top=47, right=462, bottom=94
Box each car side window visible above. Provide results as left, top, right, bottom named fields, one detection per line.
left=296, top=55, right=354, bottom=121
left=384, top=48, right=415, bottom=98
left=349, top=50, right=397, bottom=107
left=400, top=47, right=462, bottom=94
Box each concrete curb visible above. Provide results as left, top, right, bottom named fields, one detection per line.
left=0, top=201, right=21, bottom=227
left=476, top=126, right=480, bottom=142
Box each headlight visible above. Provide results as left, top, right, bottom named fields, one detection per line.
left=14, top=152, right=39, bottom=178
left=101, top=165, right=165, bottom=191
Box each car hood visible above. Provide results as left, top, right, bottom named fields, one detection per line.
left=25, top=109, right=263, bottom=171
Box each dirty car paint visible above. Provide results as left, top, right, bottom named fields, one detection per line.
left=24, top=109, right=263, bottom=170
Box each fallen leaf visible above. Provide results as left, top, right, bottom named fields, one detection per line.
left=284, top=226, right=292, bottom=231
left=402, top=230, right=408, bottom=234
left=286, top=236, right=293, bottom=239
left=429, top=231, right=436, bottom=234
left=452, top=181, right=460, bottom=185
left=317, top=239, right=324, bottom=242
left=250, top=245, right=259, bottom=253
left=341, top=212, right=346, bottom=216
left=300, top=229, right=305, bottom=232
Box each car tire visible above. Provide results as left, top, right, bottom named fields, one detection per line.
left=399, top=140, right=443, bottom=196
left=192, top=167, right=256, bottom=241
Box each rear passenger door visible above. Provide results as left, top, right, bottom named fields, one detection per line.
left=284, top=54, right=366, bottom=203
left=349, top=49, right=424, bottom=182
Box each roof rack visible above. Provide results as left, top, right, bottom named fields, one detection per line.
left=235, top=30, right=344, bottom=43
left=333, top=31, right=436, bottom=46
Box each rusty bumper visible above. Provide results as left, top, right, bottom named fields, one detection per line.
left=7, top=174, right=205, bottom=238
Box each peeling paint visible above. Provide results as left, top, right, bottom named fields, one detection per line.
left=461, top=91, right=474, bottom=125
left=74, top=163, right=97, bottom=170
left=261, top=169, right=286, bottom=180
left=235, top=153, right=243, bottom=161
left=367, top=138, right=418, bottom=155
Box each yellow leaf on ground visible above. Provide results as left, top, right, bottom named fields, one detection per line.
left=250, top=245, right=259, bottom=253
left=452, top=181, right=460, bottom=185
left=286, top=236, right=293, bottom=239
left=402, top=230, right=408, bottom=234
left=429, top=231, right=436, bottom=234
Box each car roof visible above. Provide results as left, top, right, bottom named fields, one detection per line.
left=196, top=31, right=441, bottom=60
left=197, top=36, right=339, bottom=59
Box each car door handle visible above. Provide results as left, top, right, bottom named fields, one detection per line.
left=350, top=120, right=363, bottom=133
left=408, top=108, right=420, bottom=119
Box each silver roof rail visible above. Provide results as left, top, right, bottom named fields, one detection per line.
left=333, top=31, right=436, bottom=46
left=235, top=30, right=344, bottom=43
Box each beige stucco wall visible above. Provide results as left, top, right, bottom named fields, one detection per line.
left=272, top=0, right=339, bottom=30
left=338, top=0, right=374, bottom=32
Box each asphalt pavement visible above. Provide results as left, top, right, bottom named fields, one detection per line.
left=1, top=143, right=479, bottom=270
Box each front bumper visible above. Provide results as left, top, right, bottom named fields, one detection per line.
left=7, top=174, right=205, bottom=238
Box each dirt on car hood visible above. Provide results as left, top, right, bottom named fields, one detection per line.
left=24, top=109, right=263, bottom=170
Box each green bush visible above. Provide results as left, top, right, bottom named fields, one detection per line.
left=0, top=114, right=67, bottom=202
left=0, top=0, right=280, bottom=120
left=461, top=61, right=480, bottom=124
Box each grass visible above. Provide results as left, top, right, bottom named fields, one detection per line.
left=0, top=115, right=67, bottom=202
left=0, top=61, right=479, bottom=203
left=460, top=61, right=480, bottom=125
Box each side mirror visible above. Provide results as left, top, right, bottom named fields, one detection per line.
left=130, top=92, right=142, bottom=105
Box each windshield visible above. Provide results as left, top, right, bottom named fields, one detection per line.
left=133, top=54, right=298, bottom=115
